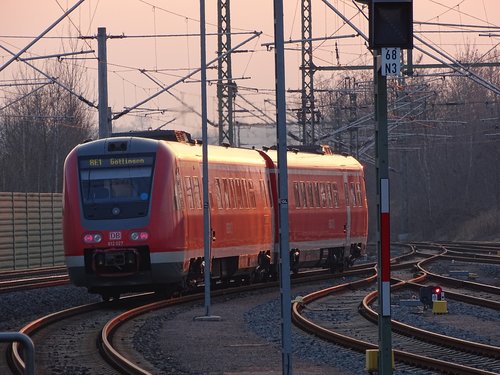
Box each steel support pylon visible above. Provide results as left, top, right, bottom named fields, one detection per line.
left=300, top=0, right=316, bottom=145
left=217, top=0, right=235, bottom=145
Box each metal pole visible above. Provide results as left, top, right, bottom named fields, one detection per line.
left=0, top=0, right=85, bottom=73
left=0, top=332, right=35, bottom=375
left=98, top=27, right=109, bottom=139
left=113, top=32, right=261, bottom=121
left=107, top=107, right=113, bottom=135
left=195, top=0, right=220, bottom=323
left=274, top=1, right=292, bottom=374
left=200, top=0, right=211, bottom=316
left=374, top=51, right=393, bottom=375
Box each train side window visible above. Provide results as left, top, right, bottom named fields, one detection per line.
left=259, top=179, right=267, bottom=208
left=235, top=179, right=243, bottom=208
left=356, top=183, right=363, bottom=207
left=307, top=182, right=314, bottom=208
left=209, top=191, right=215, bottom=209
left=267, top=180, right=273, bottom=208
left=350, top=182, right=357, bottom=206
left=325, top=183, right=333, bottom=208
left=228, top=179, right=236, bottom=209
left=193, top=176, right=202, bottom=209
left=248, top=180, right=257, bottom=208
left=319, top=183, right=326, bottom=208
left=313, top=182, right=320, bottom=208
left=214, top=178, right=223, bottom=209
left=344, top=182, right=350, bottom=206
left=222, top=178, right=230, bottom=208
left=293, top=181, right=301, bottom=208
left=300, top=182, right=307, bottom=207
left=174, top=168, right=184, bottom=210
left=242, top=180, right=249, bottom=208
left=332, top=183, right=340, bottom=208
left=184, top=176, right=194, bottom=209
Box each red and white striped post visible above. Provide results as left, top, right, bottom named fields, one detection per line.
left=380, top=178, right=391, bottom=316
left=375, top=50, right=393, bottom=374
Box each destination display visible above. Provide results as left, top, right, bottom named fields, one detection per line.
left=79, top=155, right=155, bottom=169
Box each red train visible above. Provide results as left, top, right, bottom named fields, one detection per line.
left=63, top=130, right=368, bottom=300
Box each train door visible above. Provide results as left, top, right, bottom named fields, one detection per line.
left=256, top=150, right=279, bottom=274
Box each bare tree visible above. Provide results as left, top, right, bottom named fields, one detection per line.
left=0, top=60, right=94, bottom=192
left=314, top=46, right=499, bottom=241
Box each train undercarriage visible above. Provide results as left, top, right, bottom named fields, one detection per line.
left=87, top=243, right=363, bottom=301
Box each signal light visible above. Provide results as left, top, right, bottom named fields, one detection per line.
left=419, top=285, right=444, bottom=308
left=83, top=233, right=102, bottom=244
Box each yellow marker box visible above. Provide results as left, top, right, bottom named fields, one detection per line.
left=432, top=300, right=448, bottom=314
left=366, top=349, right=395, bottom=371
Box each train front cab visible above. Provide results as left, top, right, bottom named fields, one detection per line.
left=64, top=136, right=186, bottom=298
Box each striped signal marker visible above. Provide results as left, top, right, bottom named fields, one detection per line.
left=380, top=178, right=391, bottom=316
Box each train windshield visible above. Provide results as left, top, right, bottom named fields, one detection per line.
left=79, top=155, right=154, bottom=220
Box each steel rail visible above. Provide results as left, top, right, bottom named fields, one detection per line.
left=5, top=244, right=414, bottom=373
left=10, top=302, right=103, bottom=374
left=0, top=266, right=69, bottom=293
left=0, top=266, right=67, bottom=280
left=99, top=266, right=379, bottom=374
left=0, top=275, right=69, bottom=293
left=293, top=250, right=500, bottom=375
left=293, top=278, right=500, bottom=374
left=361, top=282, right=500, bottom=358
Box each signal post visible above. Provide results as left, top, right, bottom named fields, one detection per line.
left=356, top=1, right=413, bottom=373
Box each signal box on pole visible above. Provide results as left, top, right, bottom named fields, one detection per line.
left=356, top=0, right=413, bottom=49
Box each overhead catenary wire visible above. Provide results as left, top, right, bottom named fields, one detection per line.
left=0, top=81, right=52, bottom=111
left=113, top=31, right=262, bottom=121
left=0, top=0, right=85, bottom=73
left=0, top=44, right=97, bottom=109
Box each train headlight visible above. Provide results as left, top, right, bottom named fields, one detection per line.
left=130, top=231, right=149, bottom=241
left=83, top=233, right=103, bottom=244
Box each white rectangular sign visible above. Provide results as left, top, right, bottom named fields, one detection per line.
left=381, top=47, right=401, bottom=76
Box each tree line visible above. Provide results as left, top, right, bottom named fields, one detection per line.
left=0, top=61, right=94, bottom=192
left=316, top=48, right=499, bottom=241
left=1, top=48, right=498, bottom=241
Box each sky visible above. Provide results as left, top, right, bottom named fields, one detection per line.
left=1, top=0, right=499, bottom=141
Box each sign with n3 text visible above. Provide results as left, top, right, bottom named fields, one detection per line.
left=381, top=48, right=401, bottom=76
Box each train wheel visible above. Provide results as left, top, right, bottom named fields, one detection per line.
left=154, top=285, right=179, bottom=299
left=252, top=267, right=266, bottom=283
left=327, top=248, right=345, bottom=273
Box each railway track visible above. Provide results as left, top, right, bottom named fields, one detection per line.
left=8, top=266, right=376, bottom=374
left=4, top=243, right=411, bottom=374
left=7, top=242, right=498, bottom=374
left=8, top=293, right=162, bottom=374
left=0, top=266, right=69, bottom=294
left=292, top=243, right=500, bottom=374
